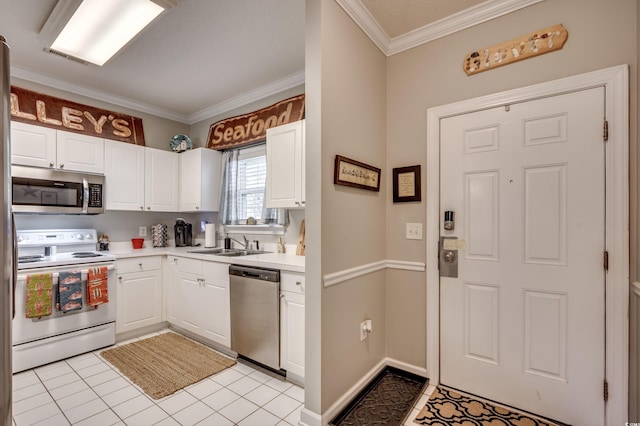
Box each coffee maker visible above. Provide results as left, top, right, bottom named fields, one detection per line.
left=174, top=218, right=193, bottom=247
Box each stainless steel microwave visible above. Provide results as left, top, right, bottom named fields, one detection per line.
left=11, top=165, right=105, bottom=214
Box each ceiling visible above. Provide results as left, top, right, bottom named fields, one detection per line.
left=0, top=0, right=541, bottom=124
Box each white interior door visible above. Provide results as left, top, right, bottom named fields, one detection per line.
left=439, top=87, right=606, bottom=425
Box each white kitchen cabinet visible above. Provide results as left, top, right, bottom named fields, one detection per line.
left=104, top=140, right=145, bottom=211
left=11, top=122, right=104, bottom=173
left=10, top=121, right=56, bottom=169
left=104, top=141, right=179, bottom=212
left=116, top=256, right=163, bottom=335
left=179, top=148, right=222, bottom=212
left=168, top=256, right=230, bottom=348
left=56, top=130, right=105, bottom=173
left=280, top=271, right=305, bottom=380
left=145, top=147, right=179, bottom=211
left=266, top=119, right=305, bottom=208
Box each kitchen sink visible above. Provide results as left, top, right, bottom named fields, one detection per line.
left=187, top=248, right=240, bottom=255
left=216, top=250, right=271, bottom=257
left=186, top=248, right=270, bottom=257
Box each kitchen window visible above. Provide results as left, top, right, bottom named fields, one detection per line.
left=219, top=144, right=288, bottom=232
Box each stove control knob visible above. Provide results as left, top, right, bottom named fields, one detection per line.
left=76, top=233, right=84, bottom=240
left=84, top=233, right=93, bottom=240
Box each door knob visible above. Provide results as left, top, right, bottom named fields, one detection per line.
left=443, top=251, right=456, bottom=263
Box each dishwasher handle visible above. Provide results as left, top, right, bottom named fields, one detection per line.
left=229, top=264, right=280, bottom=282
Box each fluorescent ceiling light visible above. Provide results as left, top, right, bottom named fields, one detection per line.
left=48, top=0, right=165, bottom=66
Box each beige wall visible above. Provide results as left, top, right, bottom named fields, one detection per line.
left=305, top=0, right=388, bottom=414
left=385, top=0, right=638, bottom=380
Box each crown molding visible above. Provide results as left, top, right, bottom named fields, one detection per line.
left=11, top=66, right=190, bottom=123
left=187, top=70, right=305, bottom=124
left=334, top=0, right=390, bottom=54
left=10, top=66, right=305, bottom=125
left=336, top=0, right=545, bottom=57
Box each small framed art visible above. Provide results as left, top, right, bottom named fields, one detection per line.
left=334, top=155, right=381, bottom=192
left=393, top=165, right=421, bottom=203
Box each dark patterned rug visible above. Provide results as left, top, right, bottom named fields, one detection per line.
left=331, top=366, right=428, bottom=426
left=414, top=386, right=562, bottom=426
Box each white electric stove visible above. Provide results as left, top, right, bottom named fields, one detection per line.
left=13, top=229, right=116, bottom=373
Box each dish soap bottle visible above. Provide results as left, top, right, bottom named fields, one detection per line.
left=277, top=237, right=285, bottom=253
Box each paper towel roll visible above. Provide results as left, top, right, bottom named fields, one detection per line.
left=205, top=223, right=216, bottom=248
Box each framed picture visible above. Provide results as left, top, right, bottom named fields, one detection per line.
left=393, top=165, right=421, bottom=203
left=334, top=155, right=381, bottom=192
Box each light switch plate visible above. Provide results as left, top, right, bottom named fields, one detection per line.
left=406, top=223, right=422, bottom=240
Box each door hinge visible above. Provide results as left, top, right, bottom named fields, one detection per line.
left=603, top=120, right=609, bottom=142
left=603, top=251, right=609, bottom=271
left=604, top=380, right=609, bottom=401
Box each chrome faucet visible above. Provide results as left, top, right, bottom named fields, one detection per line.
left=228, top=235, right=249, bottom=249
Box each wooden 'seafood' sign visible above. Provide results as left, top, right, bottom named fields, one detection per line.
left=207, top=94, right=304, bottom=150
left=10, top=87, right=146, bottom=145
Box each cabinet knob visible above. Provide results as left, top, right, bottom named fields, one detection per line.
left=118, top=276, right=122, bottom=281
left=280, top=294, right=285, bottom=299
left=140, top=206, right=144, bottom=210
left=196, top=206, right=200, bottom=210
left=147, top=207, right=151, bottom=210
left=59, top=164, right=64, bottom=169
left=138, top=263, right=143, bottom=269
left=296, top=281, right=302, bottom=286
left=49, top=163, right=54, bottom=168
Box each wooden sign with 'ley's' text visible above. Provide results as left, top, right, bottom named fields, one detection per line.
left=207, top=94, right=305, bottom=150
left=10, top=87, right=146, bottom=145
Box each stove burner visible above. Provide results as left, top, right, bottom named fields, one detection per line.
left=18, top=255, right=45, bottom=263
left=71, top=252, right=103, bottom=259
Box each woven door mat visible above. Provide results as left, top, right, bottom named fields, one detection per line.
left=331, top=366, right=428, bottom=426
left=414, top=386, right=564, bottom=425
left=101, top=332, right=236, bottom=399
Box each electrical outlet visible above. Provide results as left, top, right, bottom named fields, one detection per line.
left=138, top=226, right=147, bottom=237
left=406, top=223, right=422, bottom=240
left=360, top=319, right=372, bottom=341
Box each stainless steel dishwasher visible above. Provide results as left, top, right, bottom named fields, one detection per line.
left=229, top=265, right=281, bottom=371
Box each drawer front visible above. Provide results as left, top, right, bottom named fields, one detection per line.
left=202, top=261, right=228, bottom=278
left=281, top=272, right=304, bottom=294
left=117, top=256, right=162, bottom=274
left=175, top=257, right=203, bottom=275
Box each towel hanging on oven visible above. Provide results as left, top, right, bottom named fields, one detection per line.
left=57, top=271, right=83, bottom=313
left=87, top=266, right=109, bottom=306
left=25, top=273, right=53, bottom=318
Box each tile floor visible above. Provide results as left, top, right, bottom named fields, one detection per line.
left=11, top=330, right=304, bottom=426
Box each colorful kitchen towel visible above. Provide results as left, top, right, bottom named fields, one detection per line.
left=57, top=270, right=83, bottom=313
left=25, top=273, right=53, bottom=318
left=87, top=266, right=109, bottom=306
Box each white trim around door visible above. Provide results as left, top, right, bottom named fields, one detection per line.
left=425, top=65, right=629, bottom=425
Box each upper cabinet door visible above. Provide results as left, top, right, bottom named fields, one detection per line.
left=56, top=130, right=105, bottom=173
left=145, top=147, right=179, bottom=212
left=265, top=120, right=305, bottom=208
left=104, top=140, right=145, bottom=211
left=179, top=148, right=222, bottom=212
left=10, top=121, right=57, bottom=169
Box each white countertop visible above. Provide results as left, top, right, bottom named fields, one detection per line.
left=107, top=244, right=305, bottom=273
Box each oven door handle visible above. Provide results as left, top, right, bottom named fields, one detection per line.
left=82, top=178, right=89, bottom=214
left=16, top=264, right=116, bottom=282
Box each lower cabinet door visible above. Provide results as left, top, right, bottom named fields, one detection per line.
left=280, top=291, right=305, bottom=378
left=116, top=270, right=162, bottom=334
left=202, top=274, right=230, bottom=348
left=178, top=272, right=204, bottom=335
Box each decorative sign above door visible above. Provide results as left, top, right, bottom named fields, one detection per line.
left=10, top=87, right=146, bottom=145
left=207, top=94, right=305, bottom=150
left=463, top=24, right=568, bottom=76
